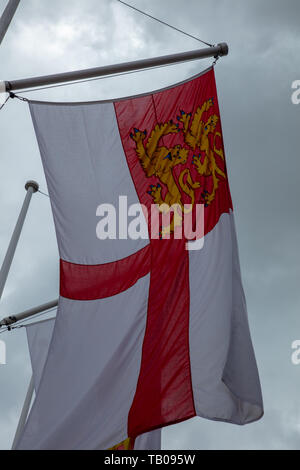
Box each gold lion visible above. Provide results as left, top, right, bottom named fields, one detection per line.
left=178, top=98, right=226, bottom=205
left=130, top=120, right=200, bottom=236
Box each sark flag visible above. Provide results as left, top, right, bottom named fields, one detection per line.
left=17, top=67, right=263, bottom=450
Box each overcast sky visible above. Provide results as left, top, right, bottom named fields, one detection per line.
left=0, top=0, right=300, bottom=450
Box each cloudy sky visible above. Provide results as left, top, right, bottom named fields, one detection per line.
left=0, top=0, right=300, bottom=450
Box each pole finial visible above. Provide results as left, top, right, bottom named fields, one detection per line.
left=25, top=180, right=39, bottom=193
left=217, top=43, right=229, bottom=56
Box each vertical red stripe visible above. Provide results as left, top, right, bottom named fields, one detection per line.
left=114, top=81, right=201, bottom=436
left=115, top=68, right=232, bottom=437
left=127, top=238, right=195, bottom=437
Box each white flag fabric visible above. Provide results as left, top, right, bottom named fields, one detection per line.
left=26, top=318, right=55, bottom=392
left=17, top=67, right=263, bottom=450
left=25, top=318, right=161, bottom=450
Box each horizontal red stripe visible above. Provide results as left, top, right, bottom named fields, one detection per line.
left=60, top=245, right=150, bottom=300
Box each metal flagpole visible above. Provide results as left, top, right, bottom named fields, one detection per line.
left=11, top=375, right=34, bottom=450
left=4, top=43, right=229, bottom=92
left=0, top=0, right=21, bottom=45
left=0, top=298, right=58, bottom=328
left=0, top=180, right=39, bottom=301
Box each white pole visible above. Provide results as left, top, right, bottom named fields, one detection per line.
left=0, top=0, right=21, bottom=45
left=11, top=374, right=34, bottom=450
left=0, top=181, right=39, bottom=301
left=5, top=43, right=229, bottom=92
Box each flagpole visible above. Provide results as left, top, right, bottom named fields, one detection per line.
left=0, top=180, right=39, bottom=301
left=11, top=375, right=34, bottom=450
left=4, top=43, right=228, bottom=92
left=0, top=298, right=58, bottom=328
left=0, top=0, right=21, bottom=45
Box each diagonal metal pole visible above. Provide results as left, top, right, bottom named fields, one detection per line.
left=0, top=298, right=58, bottom=328
left=0, top=180, right=39, bottom=301
left=0, top=0, right=21, bottom=45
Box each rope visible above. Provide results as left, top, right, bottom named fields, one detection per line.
left=9, top=91, right=28, bottom=101
left=212, top=55, right=220, bottom=66
left=38, top=189, right=49, bottom=198
left=116, top=0, right=213, bottom=47
left=0, top=93, right=10, bottom=110
left=0, top=91, right=28, bottom=110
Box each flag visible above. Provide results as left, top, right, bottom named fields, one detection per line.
left=26, top=318, right=55, bottom=392
left=17, top=66, right=263, bottom=449
left=25, top=318, right=161, bottom=449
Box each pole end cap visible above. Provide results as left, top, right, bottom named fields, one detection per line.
left=25, top=180, right=39, bottom=193
left=217, top=43, right=229, bottom=56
